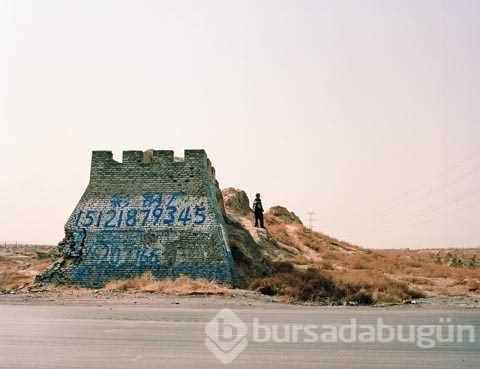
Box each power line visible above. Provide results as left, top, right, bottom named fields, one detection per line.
left=330, top=149, right=480, bottom=218
left=366, top=157, right=480, bottom=235
left=368, top=187, right=480, bottom=235
left=307, top=211, right=315, bottom=231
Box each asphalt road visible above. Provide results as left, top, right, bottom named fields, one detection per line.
left=0, top=300, right=478, bottom=369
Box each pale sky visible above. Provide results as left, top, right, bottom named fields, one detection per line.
left=1, top=0, right=479, bottom=248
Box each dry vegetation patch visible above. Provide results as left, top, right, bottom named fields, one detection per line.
left=249, top=261, right=424, bottom=304
left=224, top=190, right=480, bottom=304
left=104, top=272, right=231, bottom=295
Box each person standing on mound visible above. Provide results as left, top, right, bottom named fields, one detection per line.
left=253, top=193, right=265, bottom=228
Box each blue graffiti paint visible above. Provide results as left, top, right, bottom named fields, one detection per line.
left=74, top=192, right=207, bottom=229
left=194, top=206, right=206, bottom=224
left=111, top=194, right=130, bottom=208
left=87, top=237, right=162, bottom=269
left=142, top=192, right=163, bottom=208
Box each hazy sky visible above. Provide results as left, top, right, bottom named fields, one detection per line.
left=1, top=0, right=479, bottom=248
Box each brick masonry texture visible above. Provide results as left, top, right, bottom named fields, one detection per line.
left=40, top=149, right=236, bottom=287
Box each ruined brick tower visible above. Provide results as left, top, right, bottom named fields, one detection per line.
left=40, top=149, right=235, bottom=287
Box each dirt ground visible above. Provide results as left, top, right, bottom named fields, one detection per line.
left=1, top=239, right=480, bottom=305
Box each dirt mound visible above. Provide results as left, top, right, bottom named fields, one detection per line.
left=266, top=206, right=303, bottom=225
left=0, top=245, right=57, bottom=292
left=221, top=188, right=440, bottom=304
left=222, top=187, right=251, bottom=215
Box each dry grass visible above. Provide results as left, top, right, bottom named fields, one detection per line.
left=250, top=261, right=424, bottom=304
left=332, top=270, right=424, bottom=303
left=293, top=255, right=311, bottom=265
left=243, top=216, right=480, bottom=302
left=247, top=209, right=480, bottom=303
left=267, top=224, right=296, bottom=247
left=402, top=276, right=435, bottom=286
left=304, top=247, right=480, bottom=298
left=467, top=279, right=479, bottom=292
left=104, top=272, right=231, bottom=295
left=317, top=260, right=335, bottom=270
left=250, top=265, right=341, bottom=303
left=321, top=250, right=341, bottom=261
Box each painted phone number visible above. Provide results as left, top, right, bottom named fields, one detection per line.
left=73, top=205, right=207, bottom=228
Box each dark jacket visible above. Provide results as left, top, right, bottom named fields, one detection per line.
left=253, top=198, right=264, bottom=213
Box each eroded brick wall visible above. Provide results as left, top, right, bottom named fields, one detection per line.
left=43, top=149, right=235, bottom=287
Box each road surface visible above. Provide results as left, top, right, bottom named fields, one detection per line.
left=0, top=297, right=478, bottom=369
